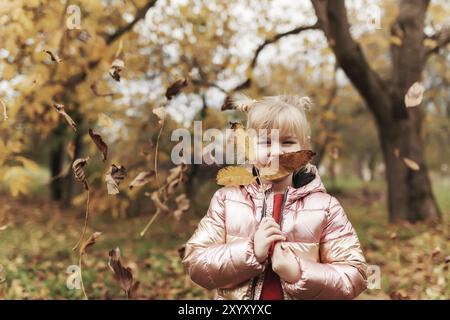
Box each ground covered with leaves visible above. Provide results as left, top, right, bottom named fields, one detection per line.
left=0, top=177, right=448, bottom=300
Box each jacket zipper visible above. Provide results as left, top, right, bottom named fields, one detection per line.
left=250, top=188, right=289, bottom=300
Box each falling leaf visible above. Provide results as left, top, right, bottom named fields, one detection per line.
left=152, top=107, right=166, bottom=125
left=109, top=59, right=125, bottom=82
left=174, top=193, right=190, bottom=221
left=53, top=103, right=77, bottom=131
left=165, top=78, right=188, bottom=100
left=1, top=98, right=7, bottom=121
left=79, top=232, right=102, bottom=256
left=105, top=164, right=127, bottom=195
left=164, top=164, right=188, bottom=196
left=90, top=82, right=114, bottom=97
left=404, top=82, right=424, bottom=107
left=216, top=166, right=256, bottom=186
left=150, top=191, right=170, bottom=214
left=221, top=96, right=234, bottom=111
left=108, top=248, right=140, bottom=299
left=403, top=157, right=420, bottom=171
left=88, top=128, right=108, bottom=162
left=129, top=171, right=155, bottom=189
left=72, top=157, right=89, bottom=190
left=43, top=49, right=62, bottom=63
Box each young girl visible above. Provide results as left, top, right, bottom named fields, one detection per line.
left=182, top=95, right=367, bottom=300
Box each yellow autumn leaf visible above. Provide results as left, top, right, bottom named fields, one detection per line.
left=390, top=36, right=402, bottom=46
left=15, top=156, right=40, bottom=173
left=3, top=167, right=32, bottom=197
left=216, top=166, right=255, bottom=186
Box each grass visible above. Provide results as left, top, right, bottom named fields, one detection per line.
left=0, top=174, right=448, bottom=299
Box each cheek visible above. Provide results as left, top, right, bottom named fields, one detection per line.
left=254, top=144, right=270, bottom=166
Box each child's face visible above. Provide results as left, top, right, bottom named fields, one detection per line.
left=253, top=130, right=301, bottom=168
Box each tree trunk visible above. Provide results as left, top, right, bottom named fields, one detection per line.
left=311, top=0, right=442, bottom=223
left=378, top=113, right=441, bottom=222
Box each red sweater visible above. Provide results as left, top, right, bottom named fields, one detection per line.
left=260, top=193, right=284, bottom=300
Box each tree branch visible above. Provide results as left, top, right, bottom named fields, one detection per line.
left=425, top=27, right=450, bottom=58
left=61, top=0, right=157, bottom=88
left=105, top=0, right=158, bottom=45
left=311, top=0, right=392, bottom=125
left=229, top=22, right=320, bottom=93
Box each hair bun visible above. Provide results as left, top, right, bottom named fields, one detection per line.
left=279, top=95, right=313, bottom=112
left=233, top=93, right=257, bottom=114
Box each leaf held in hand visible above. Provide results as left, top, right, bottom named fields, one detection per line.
left=260, top=150, right=316, bottom=181
left=216, top=166, right=256, bottom=186
left=88, top=128, right=108, bottom=162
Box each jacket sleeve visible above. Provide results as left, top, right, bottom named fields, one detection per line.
left=181, top=188, right=265, bottom=290
left=281, top=196, right=367, bottom=299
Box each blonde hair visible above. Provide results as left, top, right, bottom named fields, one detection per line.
left=235, top=94, right=312, bottom=149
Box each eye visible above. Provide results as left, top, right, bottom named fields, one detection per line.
left=283, top=141, right=295, bottom=144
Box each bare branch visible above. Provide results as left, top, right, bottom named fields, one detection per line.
left=425, top=28, right=450, bottom=58
left=105, top=0, right=158, bottom=45
left=229, top=23, right=320, bottom=93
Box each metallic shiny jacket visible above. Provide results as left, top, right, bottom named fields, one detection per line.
left=182, top=165, right=367, bottom=299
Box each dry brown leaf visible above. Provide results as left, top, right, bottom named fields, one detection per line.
left=72, top=157, right=89, bottom=190
left=216, top=166, right=256, bottom=186
left=259, top=150, right=316, bottom=180
left=53, top=103, right=77, bottom=131
left=43, top=49, right=62, bottom=63
left=129, top=171, right=155, bottom=189
left=174, top=193, right=190, bottom=221
left=404, top=82, right=424, bottom=107
left=108, top=248, right=140, bottom=299
left=105, top=164, right=127, bottom=195
left=88, top=128, right=108, bottom=162
left=152, top=107, right=166, bottom=125
left=165, top=78, right=188, bottom=100
left=109, top=59, right=124, bottom=82
left=221, top=96, right=234, bottom=111
left=403, top=157, right=420, bottom=171
left=150, top=191, right=170, bottom=214
left=79, top=232, right=102, bottom=256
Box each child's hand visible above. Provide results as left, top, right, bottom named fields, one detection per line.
left=253, top=217, right=286, bottom=263
left=271, top=242, right=302, bottom=283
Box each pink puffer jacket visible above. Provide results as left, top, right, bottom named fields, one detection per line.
left=182, top=165, right=367, bottom=299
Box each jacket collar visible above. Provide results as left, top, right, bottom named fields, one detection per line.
left=244, top=164, right=326, bottom=205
